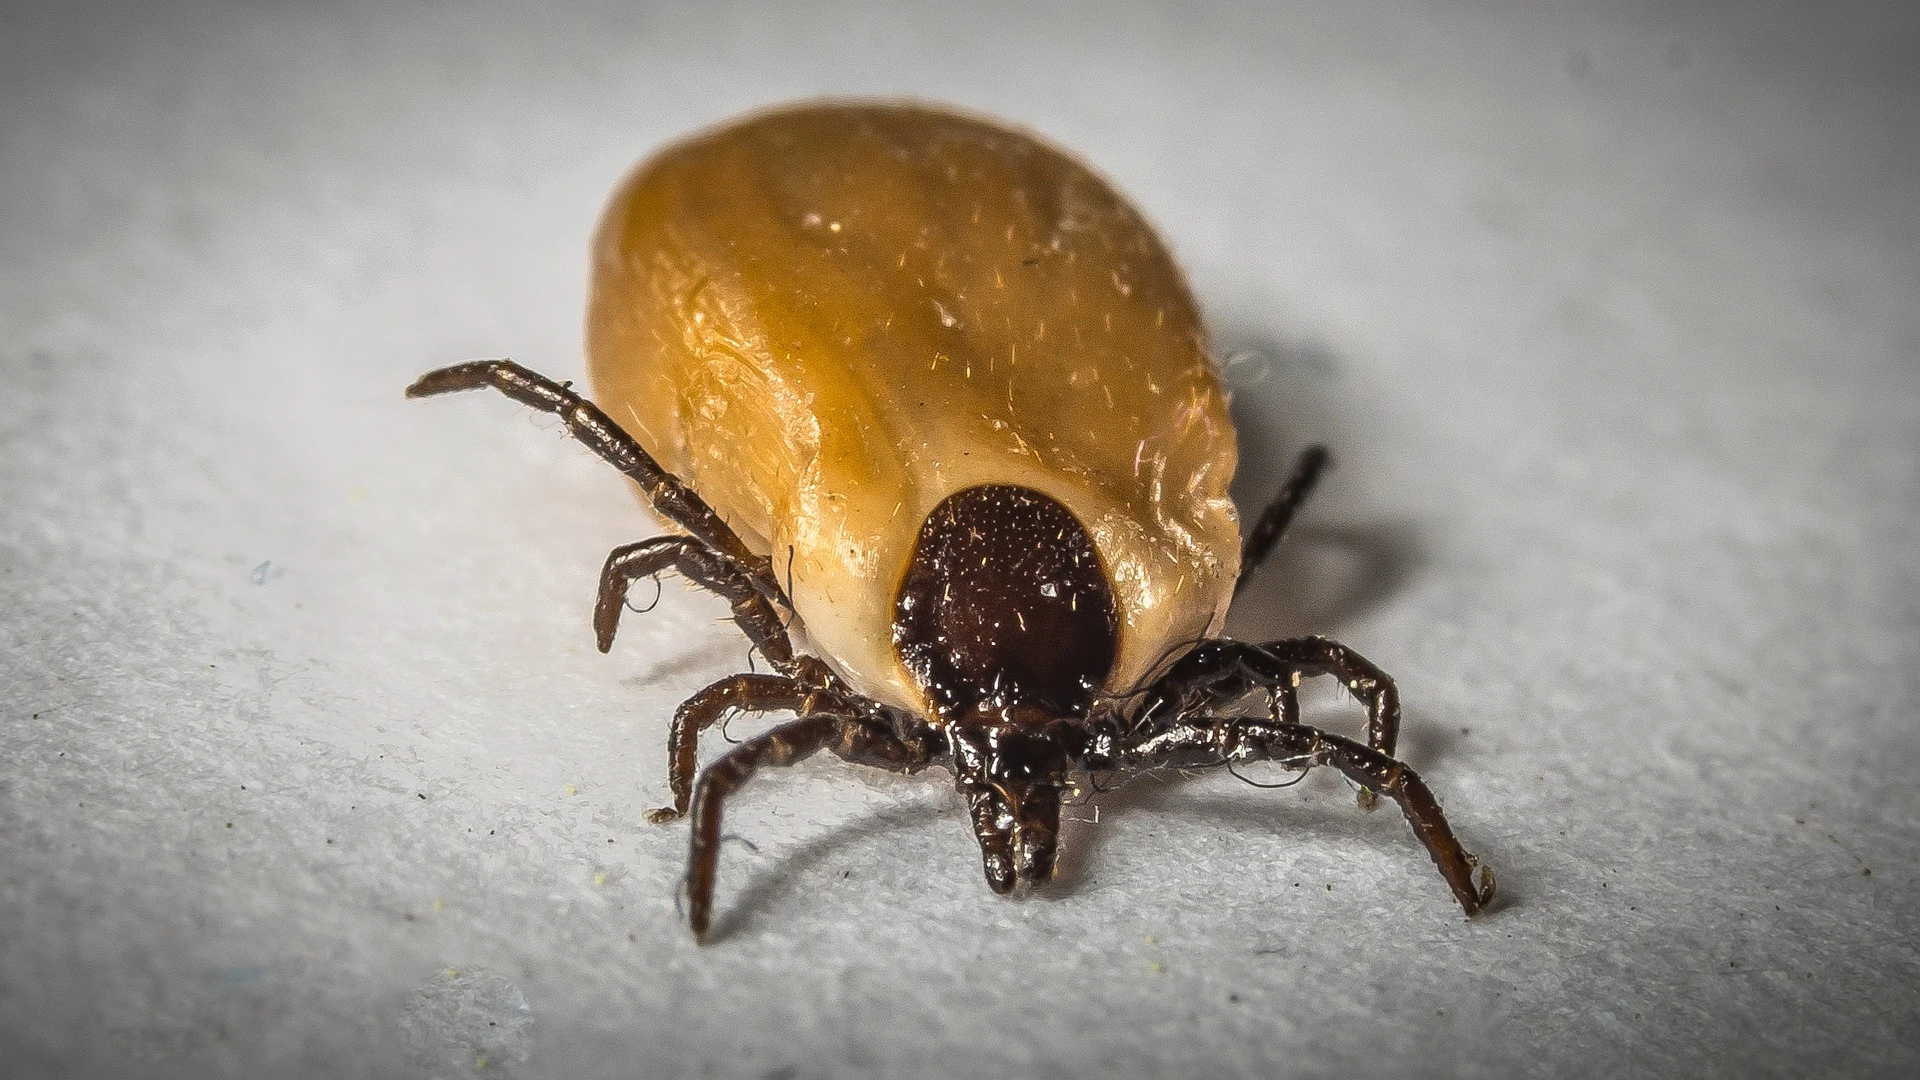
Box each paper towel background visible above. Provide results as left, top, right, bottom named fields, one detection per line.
left=3, top=1, right=1916, bottom=1076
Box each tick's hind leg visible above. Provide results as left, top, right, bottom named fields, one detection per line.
left=406, top=360, right=782, bottom=600
left=684, top=713, right=939, bottom=941
left=1122, top=718, right=1494, bottom=916
left=1237, top=444, right=1331, bottom=595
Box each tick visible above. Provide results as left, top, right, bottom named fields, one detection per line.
left=408, top=102, right=1494, bottom=940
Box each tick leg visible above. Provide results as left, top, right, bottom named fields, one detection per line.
left=406, top=360, right=784, bottom=604
left=1122, top=718, right=1494, bottom=917
left=1236, top=444, right=1331, bottom=595
left=597, top=536, right=795, bottom=671
left=647, top=673, right=819, bottom=823
left=684, top=714, right=935, bottom=942
left=685, top=714, right=839, bottom=941
left=1257, top=636, right=1401, bottom=765
left=828, top=713, right=943, bottom=775
left=1140, top=636, right=1399, bottom=808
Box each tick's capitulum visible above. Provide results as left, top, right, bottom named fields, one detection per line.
left=408, top=101, right=1495, bottom=941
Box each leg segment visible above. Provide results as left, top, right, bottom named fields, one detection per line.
left=685, top=715, right=839, bottom=941
left=1140, top=635, right=1400, bottom=806
left=648, top=658, right=888, bottom=822
left=406, top=360, right=781, bottom=602
left=1258, top=636, right=1400, bottom=764
left=1122, top=717, right=1494, bottom=916
left=596, top=536, right=794, bottom=671
left=1237, top=444, right=1331, bottom=595
left=683, top=713, right=937, bottom=941
left=646, top=673, right=832, bottom=824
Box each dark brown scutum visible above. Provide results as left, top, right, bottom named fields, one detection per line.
left=892, top=485, right=1119, bottom=722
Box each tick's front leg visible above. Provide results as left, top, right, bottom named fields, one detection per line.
left=1138, top=636, right=1402, bottom=808
left=1118, top=717, right=1495, bottom=916
left=681, top=713, right=940, bottom=942
left=684, top=714, right=842, bottom=941
left=647, top=673, right=821, bottom=823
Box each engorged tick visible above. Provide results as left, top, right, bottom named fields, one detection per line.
left=407, top=101, right=1495, bottom=941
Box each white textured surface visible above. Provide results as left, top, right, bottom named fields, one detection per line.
left=3, top=1, right=1917, bottom=1077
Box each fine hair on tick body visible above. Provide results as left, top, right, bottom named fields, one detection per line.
left=407, top=101, right=1494, bottom=941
